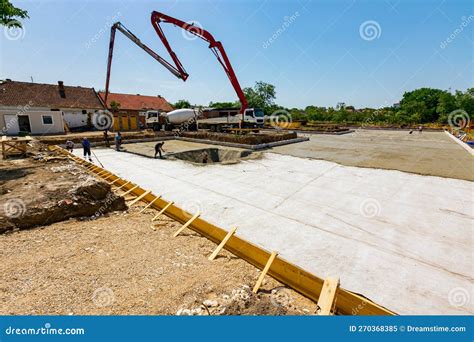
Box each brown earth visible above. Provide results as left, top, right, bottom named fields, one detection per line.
left=0, top=148, right=316, bottom=315
left=0, top=205, right=316, bottom=315
left=181, top=131, right=297, bottom=145
left=0, top=156, right=125, bottom=233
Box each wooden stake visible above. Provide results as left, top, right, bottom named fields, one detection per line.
left=113, top=181, right=131, bottom=193
left=102, top=174, right=114, bottom=182
left=121, top=185, right=138, bottom=197
left=253, top=251, right=278, bottom=293
left=129, top=190, right=151, bottom=207
left=108, top=178, right=121, bottom=186
left=208, top=227, right=237, bottom=261
left=317, top=277, right=340, bottom=315
left=139, top=196, right=161, bottom=214
left=151, top=201, right=174, bottom=221
left=173, top=212, right=200, bottom=237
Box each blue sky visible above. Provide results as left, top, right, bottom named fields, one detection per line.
left=1, top=0, right=472, bottom=108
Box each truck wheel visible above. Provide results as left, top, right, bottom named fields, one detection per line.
left=153, top=123, right=161, bottom=131
left=210, top=125, right=216, bottom=132
left=164, top=124, right=172, bottom=131
left=188, top=122, right=198, bottom=131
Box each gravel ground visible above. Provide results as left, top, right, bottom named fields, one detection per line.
left=0, top=205, right=316, bottom=315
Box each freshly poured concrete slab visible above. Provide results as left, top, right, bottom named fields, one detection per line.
left=271, top=130, right=474, bottom=181
left=78, top=148, right=474, bottom=315
left=122, top=140, right=245, bottom=157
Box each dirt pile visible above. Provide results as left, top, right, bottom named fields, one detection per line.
left=0, top=158, right=125, bottom=233
left=181, top=131, right=297, bottom=145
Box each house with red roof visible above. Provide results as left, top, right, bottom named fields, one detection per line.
left=0, top=79, right=105, bottom=135
left=99, top=92, right=173, bottom=130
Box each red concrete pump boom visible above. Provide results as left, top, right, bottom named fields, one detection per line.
left=104, top=11, right=248, bottom=115
left=149, top=11, right=248, bottom=114
left=104, top=21, right=187, bottom=103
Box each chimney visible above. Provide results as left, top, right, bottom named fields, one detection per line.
left=58, top=81, right=66, bottom=98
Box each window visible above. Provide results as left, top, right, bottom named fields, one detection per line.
left=42, top=115, right=53, bottom=125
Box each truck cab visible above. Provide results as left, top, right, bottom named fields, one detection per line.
left=145, top=110, right=162, bottom=131
left=243, top=108, right=264, bottom=127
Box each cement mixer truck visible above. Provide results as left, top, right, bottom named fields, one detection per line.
left=104, top=14, right=264, bottom=131
left=145, top=108, right=198, bottom=131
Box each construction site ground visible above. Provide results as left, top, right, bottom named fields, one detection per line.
left=121, top=139, right=244, bottom=156
left=271, top=129, right=473, bottom=181
left=0, top=158, right=315, bottom=315
left=74, top=129, right=473, bottom=315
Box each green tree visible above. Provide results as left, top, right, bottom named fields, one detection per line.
left=243, top=81, right=276, bottom=114
left=0, top=0, right=29, bottom=27
left=399, top=88, right=445, bottom=123
left=455, top=88, right=474, bottom=116
left=209, top=101, right=239, bottom=109
left=109, top=101, right=121, bottom=113
left=173, top=99, right=191, bottom=109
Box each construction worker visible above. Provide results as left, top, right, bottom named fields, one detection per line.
left=115, top=131, right=122, bottom=151
left=202, top=151, right=208, bottom=164
left=103, top=129, right=110, bottom=147
left=154, top=141, right=165, bottom=159
left=82, top=137, right=92, bottom=161
left=65, top=139, right=74, bottom=152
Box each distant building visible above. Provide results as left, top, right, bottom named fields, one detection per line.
left=99, top=92, right=173, bottom=130
left=0, top=79, right=104, bottom=135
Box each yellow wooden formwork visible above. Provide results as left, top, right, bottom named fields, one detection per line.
left=51, top=145, right=395, bottom=316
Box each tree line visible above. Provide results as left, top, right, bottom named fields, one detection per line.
left=175, top=83, right=473, bottom=127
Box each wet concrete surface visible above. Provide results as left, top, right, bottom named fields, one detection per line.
left=270, top=130, right=473, bottom=181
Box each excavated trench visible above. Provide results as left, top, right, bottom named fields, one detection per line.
left=169, top=148, right=258, bottom=165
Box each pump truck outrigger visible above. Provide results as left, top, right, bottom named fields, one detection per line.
left=104, top=11, right=264, bottom=131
